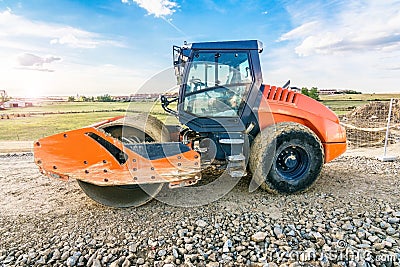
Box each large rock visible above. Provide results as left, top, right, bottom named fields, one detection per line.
left=251, top=232, right=267, bottom=242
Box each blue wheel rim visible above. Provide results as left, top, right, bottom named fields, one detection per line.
left=275, top=145, right=310, bottom=181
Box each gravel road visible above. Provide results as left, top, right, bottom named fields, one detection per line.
left=0, top=148, right=399, bottom=266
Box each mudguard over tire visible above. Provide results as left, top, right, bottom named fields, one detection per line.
left=249, top=122, right=324, bottom=194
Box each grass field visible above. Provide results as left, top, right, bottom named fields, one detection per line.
left=320, top=93, right=400, bottom=101
left=1, top=93, right=399, bottom=141
left=320, top=93, right=400, bottom=115
left=0, top=112, right=126, bottom=141
left=0, top=101, right=167, bottom=141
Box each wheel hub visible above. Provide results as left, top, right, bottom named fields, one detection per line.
left=275, top=146, right=310, bottom=181
left=284, top=154, right=298, bottom=169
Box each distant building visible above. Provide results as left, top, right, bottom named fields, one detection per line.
left=319, top=89, right=337, bottom=95
left=129, top=93, right=160, bottom=101
left=0, top=90, right=7, bottom=101
left=4, top=100, right=33, bottom=108
left=112, top=96, right=130, bottom=102
left=318, top=89, right=344, bottom=95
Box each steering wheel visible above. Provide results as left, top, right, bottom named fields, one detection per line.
left=189, top=78, right=204, bottom=86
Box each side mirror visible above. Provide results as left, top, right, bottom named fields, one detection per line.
left=160, top=95, right=178, bottom=117
left=160, top=95, right=168, bottom=106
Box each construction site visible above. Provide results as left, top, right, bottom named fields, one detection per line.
left=1, top=95, right=399, bottom=266
left=1, top=39, right=399, bottom=265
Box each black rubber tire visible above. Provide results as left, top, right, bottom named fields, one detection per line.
left=77, top=181, right=163, bottom=208
left=249, top=122, right=324, bottom=194
left=78, top=113, right=170, bottom=208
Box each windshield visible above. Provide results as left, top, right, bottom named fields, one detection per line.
left=183, top=51, right=253, bottom=117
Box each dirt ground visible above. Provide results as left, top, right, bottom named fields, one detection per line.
left=0, top=143, right=398, bottom=217
left=0, top=141, right=33, bottom=153
left=0, top=144, right=399, bottom=266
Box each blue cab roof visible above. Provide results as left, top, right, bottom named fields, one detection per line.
left=187, top=40, right=263, bottom=52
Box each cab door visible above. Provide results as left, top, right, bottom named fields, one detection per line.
left=178, top=50, right=258, bottom=133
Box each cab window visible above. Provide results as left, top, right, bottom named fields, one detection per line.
left=183, top=52, right=252, bottom=117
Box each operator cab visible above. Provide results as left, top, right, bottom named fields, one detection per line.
left=171, top=40, right=264, bottom=133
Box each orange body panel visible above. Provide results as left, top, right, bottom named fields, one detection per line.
left=34, top=127, right=201, bottom=187
left=258, top=85, right=346, bottom=163
left=323, top=142, right=347, bottom=163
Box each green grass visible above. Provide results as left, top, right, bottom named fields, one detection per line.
left=0, top=112, right=126, bottom=141
left=0, top=101, right=172, bottom=141
left=320, top=93, right=400, bottom=115
left=0, top=101, right=179, bottom=141
left=321, top=100, right=369, bottom=116
left=320, top=93, right=400, bottom=101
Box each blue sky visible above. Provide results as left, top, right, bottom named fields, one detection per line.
left=0, top=0, right=399, bottom=97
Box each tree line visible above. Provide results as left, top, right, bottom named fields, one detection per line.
left=68, top=94, right=114, bottom=102
left=301, top=87, right=320, bottom=101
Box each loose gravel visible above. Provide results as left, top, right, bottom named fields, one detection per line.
left=0, top=151, right=399, bottom=266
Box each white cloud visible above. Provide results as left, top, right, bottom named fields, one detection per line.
left=279, top=1, right=400, bottom=56
left=0, top=9, right=122, bottom=49
left=278, top=21, right=319, bottom=42
left=262, top=45, right=400, bottom=93
left=17, top=53, right=61, bottom=72
left=122, top=0, right=178, bottom=18
left=50, top=34, right=99, bottom=49
left=265, top=1, right=400, bottom=92
left=122, top=0, right=185, bottom=36
left=0, top=9, right=148, bottom=97
left=294, top=33, right=343, bottom=56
